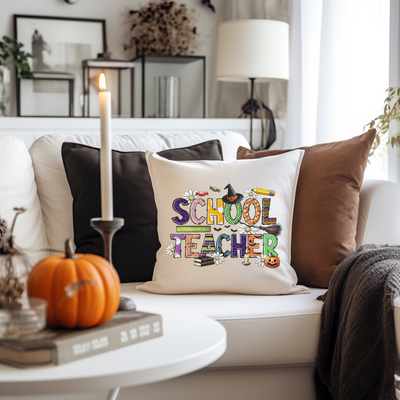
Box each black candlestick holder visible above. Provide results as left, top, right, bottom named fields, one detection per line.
left=90, top=217, right=136, bottom=311
left=90, top=218, right=124, bottom=265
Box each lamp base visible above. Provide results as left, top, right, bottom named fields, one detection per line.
left=90, top=217, right=136, bottom=311
left=247, top=77, right=276, bottom=150
left=240, top=97, right=277, bottom=150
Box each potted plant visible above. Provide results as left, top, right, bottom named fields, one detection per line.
left=366, top=86, right=400, bottom=158
left=0, top=36, right=33, bottom=116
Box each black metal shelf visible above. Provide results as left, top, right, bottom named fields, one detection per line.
left=131, top=54, right=206, bottom=118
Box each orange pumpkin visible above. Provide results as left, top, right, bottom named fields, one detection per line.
left=27, top=239, right=120, bottom=328
left=265, top=255, right=280, bottom=269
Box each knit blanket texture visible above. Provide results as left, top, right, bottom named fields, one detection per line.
left=314, top=244, right=400, bottom=400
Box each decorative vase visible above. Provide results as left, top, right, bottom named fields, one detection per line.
left=0, top=66, right=11, bottom=117
left=154, top=76, right=180, bottom=118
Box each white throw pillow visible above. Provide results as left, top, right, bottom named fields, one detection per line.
left=137, top=150, right=310, bottom=295
left=0, top=135, right=48, bottom=262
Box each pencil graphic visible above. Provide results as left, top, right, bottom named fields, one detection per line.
left=252, top=188, right=275, bottom=196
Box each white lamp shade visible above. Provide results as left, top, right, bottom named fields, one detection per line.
left=216, top=19, right=289, bottom=83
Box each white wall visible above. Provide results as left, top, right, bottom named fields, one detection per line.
left=0, top=0, right=221, bottom=117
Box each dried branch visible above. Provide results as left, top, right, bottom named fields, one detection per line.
left=366, top=86, right=400, bottom=159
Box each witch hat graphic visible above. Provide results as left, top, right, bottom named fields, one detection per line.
left=222, top=183, right=244, bottom=204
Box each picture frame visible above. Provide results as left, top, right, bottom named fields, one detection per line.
left=14, top=14, right=106, bottom=117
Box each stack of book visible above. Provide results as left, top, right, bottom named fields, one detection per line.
left=0, top=310, right=162, bottom=368
left=194, top=255, right=215, bottom=267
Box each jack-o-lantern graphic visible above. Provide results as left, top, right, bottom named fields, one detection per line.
left=265, top=255, right=280, bottom=268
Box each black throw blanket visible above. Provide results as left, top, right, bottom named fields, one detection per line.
left=314, top=244, right=400, bottom=400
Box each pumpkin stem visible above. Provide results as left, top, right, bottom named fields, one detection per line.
left=64, top=239, right=77, bottom=259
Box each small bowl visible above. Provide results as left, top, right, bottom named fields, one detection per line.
left=0, top=297, right=47, bottom=339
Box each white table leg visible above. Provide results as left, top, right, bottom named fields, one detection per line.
left=106, top=387, right=120, bottom=400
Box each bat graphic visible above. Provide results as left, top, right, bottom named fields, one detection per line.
left=231, top=229, right=238, bottom=232
left=225, top=225, right=230, bottom=228
left=213, top=228, right=222, bottom=231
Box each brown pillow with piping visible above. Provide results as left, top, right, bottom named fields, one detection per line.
left=236, top=129, right=376, bottom=288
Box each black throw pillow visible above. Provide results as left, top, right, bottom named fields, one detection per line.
left=61, top=140, right=224, bottom=283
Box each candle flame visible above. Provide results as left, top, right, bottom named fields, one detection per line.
left=99, top=73, right=107, bottom=90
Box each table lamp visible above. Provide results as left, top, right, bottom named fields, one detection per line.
left=216, top=19, right=289, bottom=149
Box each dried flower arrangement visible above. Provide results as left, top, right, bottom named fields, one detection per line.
left=124, top=1, right=198, bottom=56
left=0, top=208, right=32, bottom=309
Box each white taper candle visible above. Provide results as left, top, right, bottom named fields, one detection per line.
left=99, top=73, right=113, bottom=221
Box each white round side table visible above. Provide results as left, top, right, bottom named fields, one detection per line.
left=0, top=305, right=227, bottom=399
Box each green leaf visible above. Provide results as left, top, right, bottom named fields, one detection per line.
left=0, top=36, right=32, bottom=76
left=20, top=70, right=34, bottom=79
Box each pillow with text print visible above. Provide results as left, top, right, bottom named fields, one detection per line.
left=137, top=150, right=310, bottom=295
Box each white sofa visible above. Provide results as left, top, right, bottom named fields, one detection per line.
left=1, top=130, right=400, bottom=400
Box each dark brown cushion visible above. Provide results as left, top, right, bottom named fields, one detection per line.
left=237, top=130, right=376, bottom=288
left=62, top=140, right=224, bottom=283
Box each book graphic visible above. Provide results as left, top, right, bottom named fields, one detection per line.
left=194, top=256, right=215, bottom=267
left=0, top=310, right=162, bottom=368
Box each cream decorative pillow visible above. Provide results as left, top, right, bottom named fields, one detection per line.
left=137, top=150, right=309, bottom=295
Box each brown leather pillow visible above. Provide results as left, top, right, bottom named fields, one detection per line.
left=237, top=130, right=376, bottom=288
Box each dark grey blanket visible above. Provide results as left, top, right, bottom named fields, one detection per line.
left=314, top=244, right=400, bottom=400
